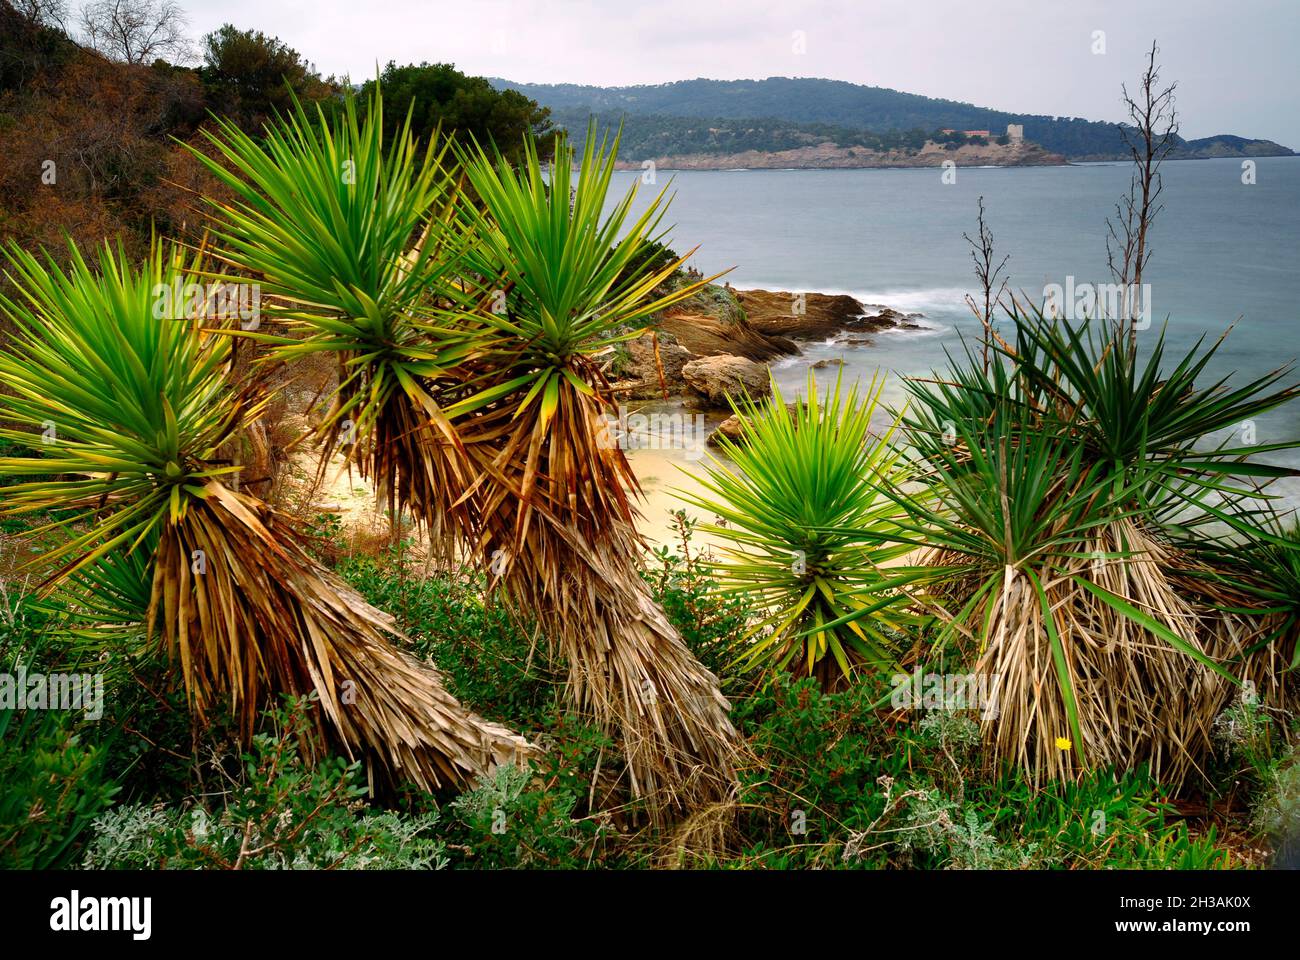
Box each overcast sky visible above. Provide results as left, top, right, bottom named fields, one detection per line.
left=178, top=0, right=1300, bottom=146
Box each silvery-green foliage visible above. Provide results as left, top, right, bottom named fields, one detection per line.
left=82, top=802, right=449, bottom=870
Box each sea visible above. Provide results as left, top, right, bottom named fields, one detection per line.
left=605, top=157, right=1300, bottom=542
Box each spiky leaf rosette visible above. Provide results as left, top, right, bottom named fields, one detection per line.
left=0, top=240, right=531, bottom=790
left=190, top=87, right=483, bottom=553
left=449, top=129, right=741, bottom=818
left=891, top=309, right=1297, bottom=785
left=680, top=372, right=928, bottom=689
left=0, top=241, right=249, bottom=574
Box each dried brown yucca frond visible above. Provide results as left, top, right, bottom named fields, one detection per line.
left=924, top=517, right=1289, bottom=787
left=659, top=797, right=741, bottom=868
left=315, top=381, right=475, bottom=562
left=898, top=307, right=1300, bottom=788
left=461, top=385, right=740, bottom=821
left=151, top=481, right=534, bottom=792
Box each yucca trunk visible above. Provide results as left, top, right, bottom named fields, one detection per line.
left=514, top=526, right=737, bottom=815
left=463, top=385, right=739, bottom=819
left=152, top=481, right=534, bottom=791
left=317, top=377, right=474, bottom=564
left=928, top=516, right=1289, bottom=786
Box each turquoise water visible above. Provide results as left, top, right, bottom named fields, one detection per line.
left=613, top=157, right=1300, bottom=504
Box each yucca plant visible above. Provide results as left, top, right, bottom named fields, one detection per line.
left=1009, top=311, right=1300, bottom=530
left=447, top=128, right=742, bottom=819
left=679, top=372, right=927, bottom=689
left=192, top=87, right=739, bottom=816
left=1179, top=515, right=1300, bottom=673
left=888, top=305, right=1299, bottom=784
left=0, top=240, right=531, bottom=792
left=189, top=87, right=483, bottom=552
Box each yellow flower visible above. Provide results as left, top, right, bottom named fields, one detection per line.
left=1055, top=737, right=1072, bottom=751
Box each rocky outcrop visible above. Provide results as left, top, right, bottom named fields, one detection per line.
left=607, top=284, right=916, bottom=402
left=709, top=402, right=800, bottom=446
left=681, top=354, right=772, bottom=408
left=658, top=310, right=797, bottom=361
left=612, top=333, right=696, bottom=400
left=737, top=289, right=907, bottom=341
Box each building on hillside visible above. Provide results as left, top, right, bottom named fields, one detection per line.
left=962, top=130, right=991, bottom=138
left=1006, top=123, right=1025, bottom=142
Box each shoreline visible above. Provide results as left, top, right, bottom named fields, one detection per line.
left=613, top=139, right=1065, bottom=172
left=610, top=284, right=925, bottom=407
left=612, top=153, right=1299, bottom=173
left=619, top=283, right=932, bottom=548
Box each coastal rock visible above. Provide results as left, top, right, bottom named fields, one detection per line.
left=811, top=358, right=845, bottom=368
left=862, top=307, right=909, bottom=327
left=610, top=284, right=916, bottom=404
left=709, top=402, right=800, bottom=446
left=611, top=333, right=696, bottom=399
left=681, top=354, right=772, bottom=407
left=659, top=310, right=798, bottom=361
left=737, top=289, right=901, bottom=341
left=710, top=413, right=748, bottom=446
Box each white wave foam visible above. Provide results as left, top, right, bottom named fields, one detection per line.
left=738, top=283, right=972, bottom=316
left=875, top=316, right=948, bottom=337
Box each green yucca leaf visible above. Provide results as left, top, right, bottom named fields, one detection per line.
left=1008, top=308, right=1300, bottom=497
left=0, top=240, right=253, bottom=583
left=451, top=123, right=713, bottom=422
left=679, top=370, right=926, bottom=685
left=1168, top=514, right=1300, bottom=668
left=189, top=85, right=479, bottom=440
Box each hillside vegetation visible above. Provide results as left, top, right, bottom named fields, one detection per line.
left=495, top=76, right=1294, bottom=160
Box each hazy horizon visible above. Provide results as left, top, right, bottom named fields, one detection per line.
left=177, top=0, right=1300, bottom=147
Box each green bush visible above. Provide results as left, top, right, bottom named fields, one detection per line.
left=0, top=708, right=118, bottom=868
left=335, top=543, right=559, bottom=730
left=646, top=510, right=749, bottom=686
left=83, top=696, right=448, bottom=870
left=441, top=737, right=630, bottom=869
left=714, top=674, right=1241, bottom=869
left=10, top=512, right=1255, bottom=871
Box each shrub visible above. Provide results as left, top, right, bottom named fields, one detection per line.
left=335, top=544, right=559, bottom=730
left=83, top=697, right=448, bottom=870
left=0, top=708, right=119, bottom=868
left=646, top=509, right=750, bottom=685
left=891, top=307, right=1300, bottom=784
left=442, top=755, right=627, bottom=869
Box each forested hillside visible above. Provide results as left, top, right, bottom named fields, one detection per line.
left=495, top=76, right=1294, bottom=160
